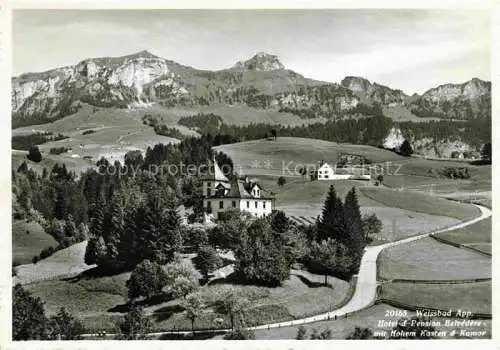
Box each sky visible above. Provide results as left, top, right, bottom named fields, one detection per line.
left=13, top=9, right=490, bottom=94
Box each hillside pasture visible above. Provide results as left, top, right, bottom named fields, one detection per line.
left=261, top=176, right=464, bottom=243
left=12, top=219, right=58, bottom=265
left=378, top=237, right=491, bottom=280
left=14, top=241, right=95, bottom=285
left=435, top=218, right=491, bottom=255
left=25, top=262, right=350, bottom=333
left=360, top=187, right=480, bottom=221
left=12, top=103, right=181, bottom=167
left=379, top=281, right=492, bottom=315
left=12, top=151, right=94, bottom=175
left=25, top=272, right=129, bottom=316
left=151, top=270, right=350, bottom=332
left=214, top=137, right=405, bottom=177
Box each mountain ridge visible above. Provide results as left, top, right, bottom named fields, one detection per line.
left=12, top=50, right=491, bottom=128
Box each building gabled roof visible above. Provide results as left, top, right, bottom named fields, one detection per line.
left=317, top=163, right=334, bottom=171
left=203, top=158, right=230, bottom=182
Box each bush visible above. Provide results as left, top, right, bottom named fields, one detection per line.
left=49, top=147, right=70, bottom=155
left=185, top=227, right=208, bottom=250
left=277, top=176, right=287, bottom=187
left=223, top=328, right=255, bottom=340
left=82, top=130, right=96, bottom=135
left=126, top=260, right=168, bottom=301
left=195, top=245, right=223, bottom=278
left=296, top=325, right=307, bottom=339
left=440, top=166, right=471, bottom=179
left=27, top=146, right=42, bottom=163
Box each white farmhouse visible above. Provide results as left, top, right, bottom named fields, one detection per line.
left=314, top=162, right=336, bottom=180
left=312, top=161, right=371, bottom=181
left=202, top=161, right=274, bottom=222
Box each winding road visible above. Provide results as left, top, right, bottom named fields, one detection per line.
left=82, top=203, right=491, bottom=338
left=249, top=203, right=491, bottom=331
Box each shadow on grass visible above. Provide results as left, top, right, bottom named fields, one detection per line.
left=207, top=271, right=283, bottom=288
left=292, top=273, right=332, bottom=289
left=469, top=160, right=491, bottom=166
left=108, top=293, right=174, bottom=313
left=158, top=331, right=225, bottom=340
left=153, top=304, right=184, bottom=322
left=62, top=265, right=132, bottom=283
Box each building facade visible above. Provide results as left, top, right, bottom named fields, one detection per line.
left=202, top=161, right=274, bottom=222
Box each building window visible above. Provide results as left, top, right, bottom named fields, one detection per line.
left=325, top=175, right=329, bottom=178
left=255, top=201, right=258, bottom=208
left=246, top=201, right=249, bottom=208
left=219, top=201, right=224, bottom=209
left=207, top=181, right=211, bottom=188
left=263, top=201, right=266, bottom=209
left=257, top=190, right=260, bottom=196
left=232, top=201, right=236, bottom=208
left=207, top=201, right=211, bottom=208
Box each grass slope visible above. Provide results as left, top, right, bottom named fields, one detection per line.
left=12, top=219, right=58, bottom=265
left=214, top=137, right=406, bottom=177
left=435, top=218, right=491, bottom=255
left=14, top=241, right=95, bottom=285
left=361, top=187, right=480, bottom=220
left=379, top=281, right=492, bottom=315
left=25, top=263, right=349, bottom=333
left=12, top=103, right=181, bottom=169
left=378, top=237, right=491, bottom=280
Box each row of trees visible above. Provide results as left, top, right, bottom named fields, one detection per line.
left=177, top=113, right=491, bottom=153
left=177, top=114, right=395, bottom=147
left=12, top=132, right=67, bottom=151
left=306, top=186, right=381, bottom=282
left=14, top=134, right=235, bottom=264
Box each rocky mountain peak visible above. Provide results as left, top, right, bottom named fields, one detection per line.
left=233, top=52, right=285, bottom=71
left=127, top=50, right=162, bottom=60
left=340, top=76, right=372, bottom=92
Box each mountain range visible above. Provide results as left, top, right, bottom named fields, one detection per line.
left=12, top=50, right=491, bottom=128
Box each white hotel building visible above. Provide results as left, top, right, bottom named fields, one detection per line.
left=202, top=161, right=275, bottom=222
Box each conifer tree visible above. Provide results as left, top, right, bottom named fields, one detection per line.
left=344, top=187, right=364, bottom=258
left=317, top=185, right=346, bottom=243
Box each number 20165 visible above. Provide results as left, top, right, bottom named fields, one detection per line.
left=385, top=310, right=407, bottom=317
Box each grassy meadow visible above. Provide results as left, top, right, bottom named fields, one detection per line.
left=12, top=219, right=58, bottom=265
left=435, top=217, right=492, bottom=255
left=378, top=237, right=491, bottom=280
left=379, top=281, right=492, bottom=315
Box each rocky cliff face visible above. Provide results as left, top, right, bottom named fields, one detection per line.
left=12, top=51, right=192, bottom=126
left=341, top=76, right=407, bottom=105
left=383, top=127, right=405, bottom=150
left=421, top=78, right=490, bottom=101
left=382, top=126, right=481, bottom=158
left=407, top=78, right=491, bottom=120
